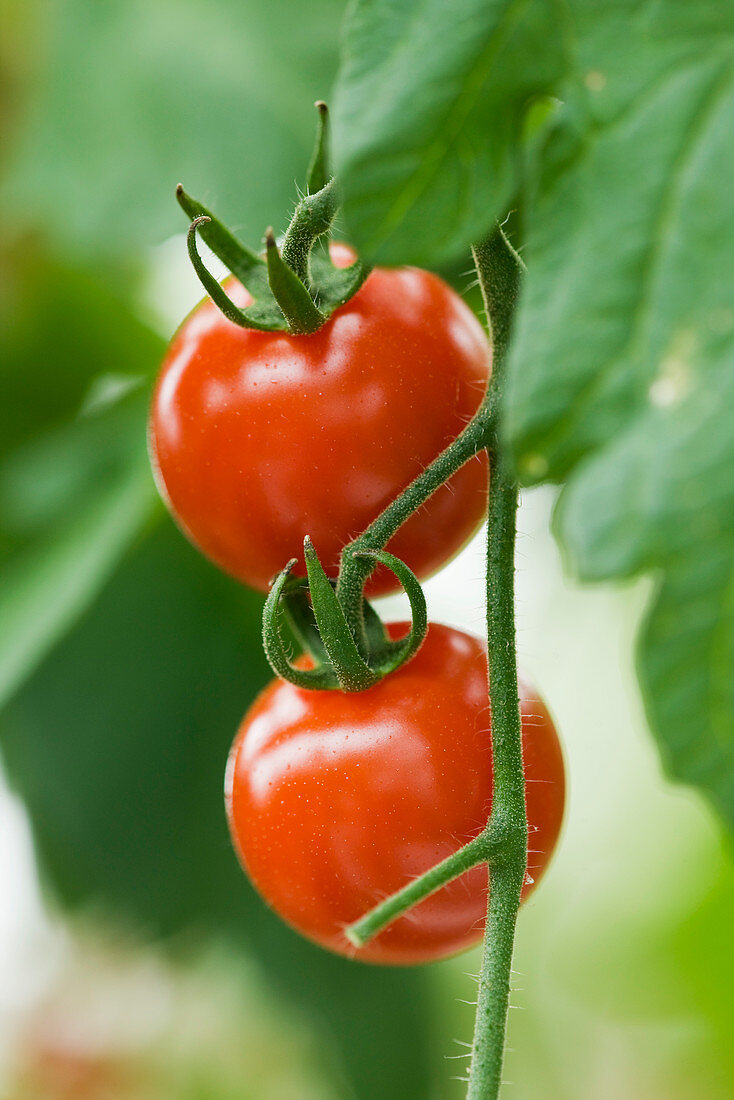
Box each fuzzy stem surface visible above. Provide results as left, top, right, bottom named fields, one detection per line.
left=345, top=829, right=501, bottom=948
left=335, top=400, right=494, bottom=643
left=465, top=226, right=525, bottom=1100
left=466, top=459, right=525, bottom=1100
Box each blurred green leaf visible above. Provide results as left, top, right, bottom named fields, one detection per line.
left=3, top=0, right=345, bottom=260
left=0, top=245, right=162, bottom=461
left=555, top=369, right=734, bottom=826
left=332, top=0, right=566, bottom=266
left=640, top=551, right=734, bottom=828
left=672, top=865, right=734, bottom=1079
left=0, top=245, right=165, bottom=706
left=0, top=451, right=155, bottom=711
left=0, top=523, right=432, bottom=1100
left=502, top=2, right=734, bottom=827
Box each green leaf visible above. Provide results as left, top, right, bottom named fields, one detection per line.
left=0, top=247, right=165, bottom=705
left=641, top=552, right=734, bottom=825
left=0, top=245, right=162, bottom=462
left=0, top=523, right=433, bottom=1100
left=0, top=455, right=156, bottom=711
left=554, top=351, right=734, bottom=826
left=504, top=3, right=734, bottom=826
left=332, top=0, right=567, bottom=265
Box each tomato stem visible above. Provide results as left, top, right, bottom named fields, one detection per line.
left=465, top=225, right=525, bottom=1100
left=261, top=543, right=428, bottom=690
left=345, top=829, right=500, bottom=948
left=303, top=536, right=377, bottom=690
left=280, top=179, right=337, bottom=284
left=335, top=402, right=494, bottom=644
left=466, top=458, right=524, bottom=1100
left=351, top=548, right=428, bottom=670
left=334, top=225, right=524, bottom=641
left=185, top=217, right=282, bottom=332
left=334, top=229, right=524, bottom=638
left=262, top=559, right=339, bottom=689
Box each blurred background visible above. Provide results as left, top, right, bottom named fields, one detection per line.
left=2, top=2, right=733, bottom=1097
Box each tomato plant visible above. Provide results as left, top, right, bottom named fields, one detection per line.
left=141, top=107, right=550, bottom=1095
left=5, top=4, right=734, bottom=1100
left=145, top=118, right=540, bottom=1093
left=149, top=246, right=490, bottom=596
left=225, top=622, right=565, bottom=965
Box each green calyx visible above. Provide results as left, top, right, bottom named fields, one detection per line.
left=262, top=539, right=428, bottom=692
left=176, top=102, right=371, bottom=335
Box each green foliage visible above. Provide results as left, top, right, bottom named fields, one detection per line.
left=506, top=2, right=734, bottom=830
left=333, top=0, right=567, bottom=266
left=0, top=248, right=162, bottom=707
left=335, top=0, right=734, bottom=829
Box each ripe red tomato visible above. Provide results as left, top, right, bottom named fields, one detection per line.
left=225, top=622, right=565, bottom=965
left=149, top=246, right=491, bottom=595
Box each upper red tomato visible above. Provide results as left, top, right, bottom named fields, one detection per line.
left=225, top=622, right=565, bottom=965
left=149, top=247, right=491, bottom=595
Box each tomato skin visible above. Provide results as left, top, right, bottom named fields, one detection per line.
left=225, top=622, right=565, bottom=965
left=149, top=252, right=490, bottom=595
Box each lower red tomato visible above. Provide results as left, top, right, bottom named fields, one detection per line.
left=225, top=622, right=565, bottom=965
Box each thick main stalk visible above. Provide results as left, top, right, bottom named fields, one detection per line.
left=466, top=462, right=525, bottom=1099
left=464, top=226, right=526, bottom=1100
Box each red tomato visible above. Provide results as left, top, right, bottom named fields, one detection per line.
left=225, top=622, right=565, bottom=965
left=149, top=247, right=490, bottom=595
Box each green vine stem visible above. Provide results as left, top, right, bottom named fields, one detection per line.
left=335, top=401, right=495, bottom=644
left=466, top=461, right=524, bottom=1098
left=465, top=227, right=525, bottom=1100
left=346, top=829, right=503, bottom=948
left=337, top=224, right=525, bottom=1100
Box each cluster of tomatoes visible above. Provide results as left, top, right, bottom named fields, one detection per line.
left=149, top=251, right=565, bottom=965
